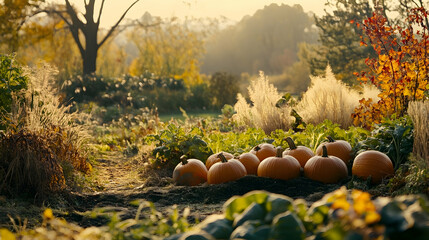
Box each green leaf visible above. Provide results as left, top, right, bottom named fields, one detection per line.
left=264, top=193, right=294, bottom=223
left=196, top=214, right=233, bottom=240
left=223, top=191, right=269, bottom=221
left=269, top=211, right=305, bottom=240
left=233, top=202, right=266, bottom=227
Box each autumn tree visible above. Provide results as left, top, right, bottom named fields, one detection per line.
left=310, top=0, right=429, bottom=84
left=352, top=5, right=429, bottom=128
left=0, top=0, right=46, bottom=52
left=46, top=0, right=140, bottom=75
left=128, top=14, right=212, bottom=85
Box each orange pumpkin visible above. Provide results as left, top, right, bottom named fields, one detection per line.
left=236, top=152, right=260, bottom=175
left=173, top=156, right=208, bottom=186
left=250, top=143, right=276, bottom=162
left=304, top=145, right=348, bottom=184
left=282, top=137, right=314, bottom=168
left=207, top=153, right=246, bottom=184
left=352, top=150, right=394, bottom=184
left=206, top=151, right=234, bottom=170
left=257, top=147, right=301, bottom=181
left=316, top=136, right=352, bottom=165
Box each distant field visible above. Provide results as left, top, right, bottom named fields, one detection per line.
left=159, top=111, right=221, bottom=122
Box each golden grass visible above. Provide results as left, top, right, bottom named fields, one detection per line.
left=233, top=71, right=293, bottom=134
left=0, top=63, right=91, bottom=197
left=408, top=101, right=429, bottom=165
left=296, top=65, right=378, bottom=128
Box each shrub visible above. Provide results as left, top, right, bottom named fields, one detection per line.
left=352, top=8, right=429, bottom=128
left=233, top=71, right=293, bottom=134
left=296, top=65, right=363, bottom=128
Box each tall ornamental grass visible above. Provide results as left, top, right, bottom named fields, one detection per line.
left=296, top=65, right=379, bottom=128
left=233, top=71, right=293, bottom=134
left=0, top=63, right=91, bottom=197
left=408, top=101, right=429, bottom=165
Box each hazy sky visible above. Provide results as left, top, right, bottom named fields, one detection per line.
left=66, top=0, right=328, bottom=27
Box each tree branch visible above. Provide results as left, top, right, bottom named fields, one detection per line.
left=98, top=0, right=140, bottom=48
left=96, top=0, right=106, bottom=27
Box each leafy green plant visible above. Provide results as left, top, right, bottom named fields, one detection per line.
left=167, top=188, right=429, bottom=239
left=0, top=54, right=28, bottom=129
left=147, top=123, right=213, bottom=169
left=270, top=120, right=369, bottom=153
left=204, top=127, right=268, bottom=154
left=355, top=116, right=414, bottom=170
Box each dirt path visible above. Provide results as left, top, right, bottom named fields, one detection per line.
left=1, top=151, right=345, bottom=228
left=63, top=151, right=345, bottom=227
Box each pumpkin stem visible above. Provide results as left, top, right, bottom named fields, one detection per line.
left=218, top=153, right=228, bottom=163
left=322, top=146, right=329, bottom=157
left=180, top=155, right=188, bottom=165
left=276, top=147, right=283, bottom=157
left=285, top=137, right=297, bottom=150
left=327, top=136, right=335, bottom=142
left=254, top=145, right=261, bottom=152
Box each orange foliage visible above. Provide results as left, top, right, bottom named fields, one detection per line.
left=352, top=7, right=429, bottom=129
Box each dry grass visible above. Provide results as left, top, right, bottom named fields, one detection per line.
left=233, top=71, right=293, bottom=134
left=296, top=65, right=378, bottom=128
left=0, top=130, right=66, bottom=197
left=0, top=63, right=91, bottom=197
left=408, top=101, right=429, bottom=166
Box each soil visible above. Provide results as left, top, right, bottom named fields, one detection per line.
left=0, top=151, right=347, bottom=229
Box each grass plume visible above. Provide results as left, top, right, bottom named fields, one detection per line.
left=233, top=71, right=293, bottom=134
left=296, top=65, right=378, bottom=128
left=0, top=63, right=91, bottom=197
left=408, top=101, right=429, bottom=166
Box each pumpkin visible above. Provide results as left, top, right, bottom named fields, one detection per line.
left=257, top=147, right=301, bottom=180
left=315, top=136, right=352, bottom=165
left=250, top=143, right=276, bottom=162
left=206, top=151, right=234, bottom=170
left=352, top=150, right=394, bottom=184
left=208, top=153, right=247, bottom=184
left=236, top=152, right=260, bottom=175
left=282, top=137, right=314, bottom=168
left=304, top=145, right=348, bottom=184
left=172, top=156, right=208, bottom=186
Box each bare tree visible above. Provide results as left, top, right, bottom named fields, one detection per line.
left=49, top=0, right=140, bottom=75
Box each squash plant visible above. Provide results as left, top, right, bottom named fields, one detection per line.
left=168, top=188, right=429, bottom=240
left=355, top=116, right=413, bottom=170
left=147, top=123, right=213, bottom=169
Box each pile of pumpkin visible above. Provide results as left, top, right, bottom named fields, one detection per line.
left=172, top=136, right=395, bottom=186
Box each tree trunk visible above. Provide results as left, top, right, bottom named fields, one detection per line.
left=82, top=46, right=98, bottom=75
left=82, top=23, right=98, bottom=75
